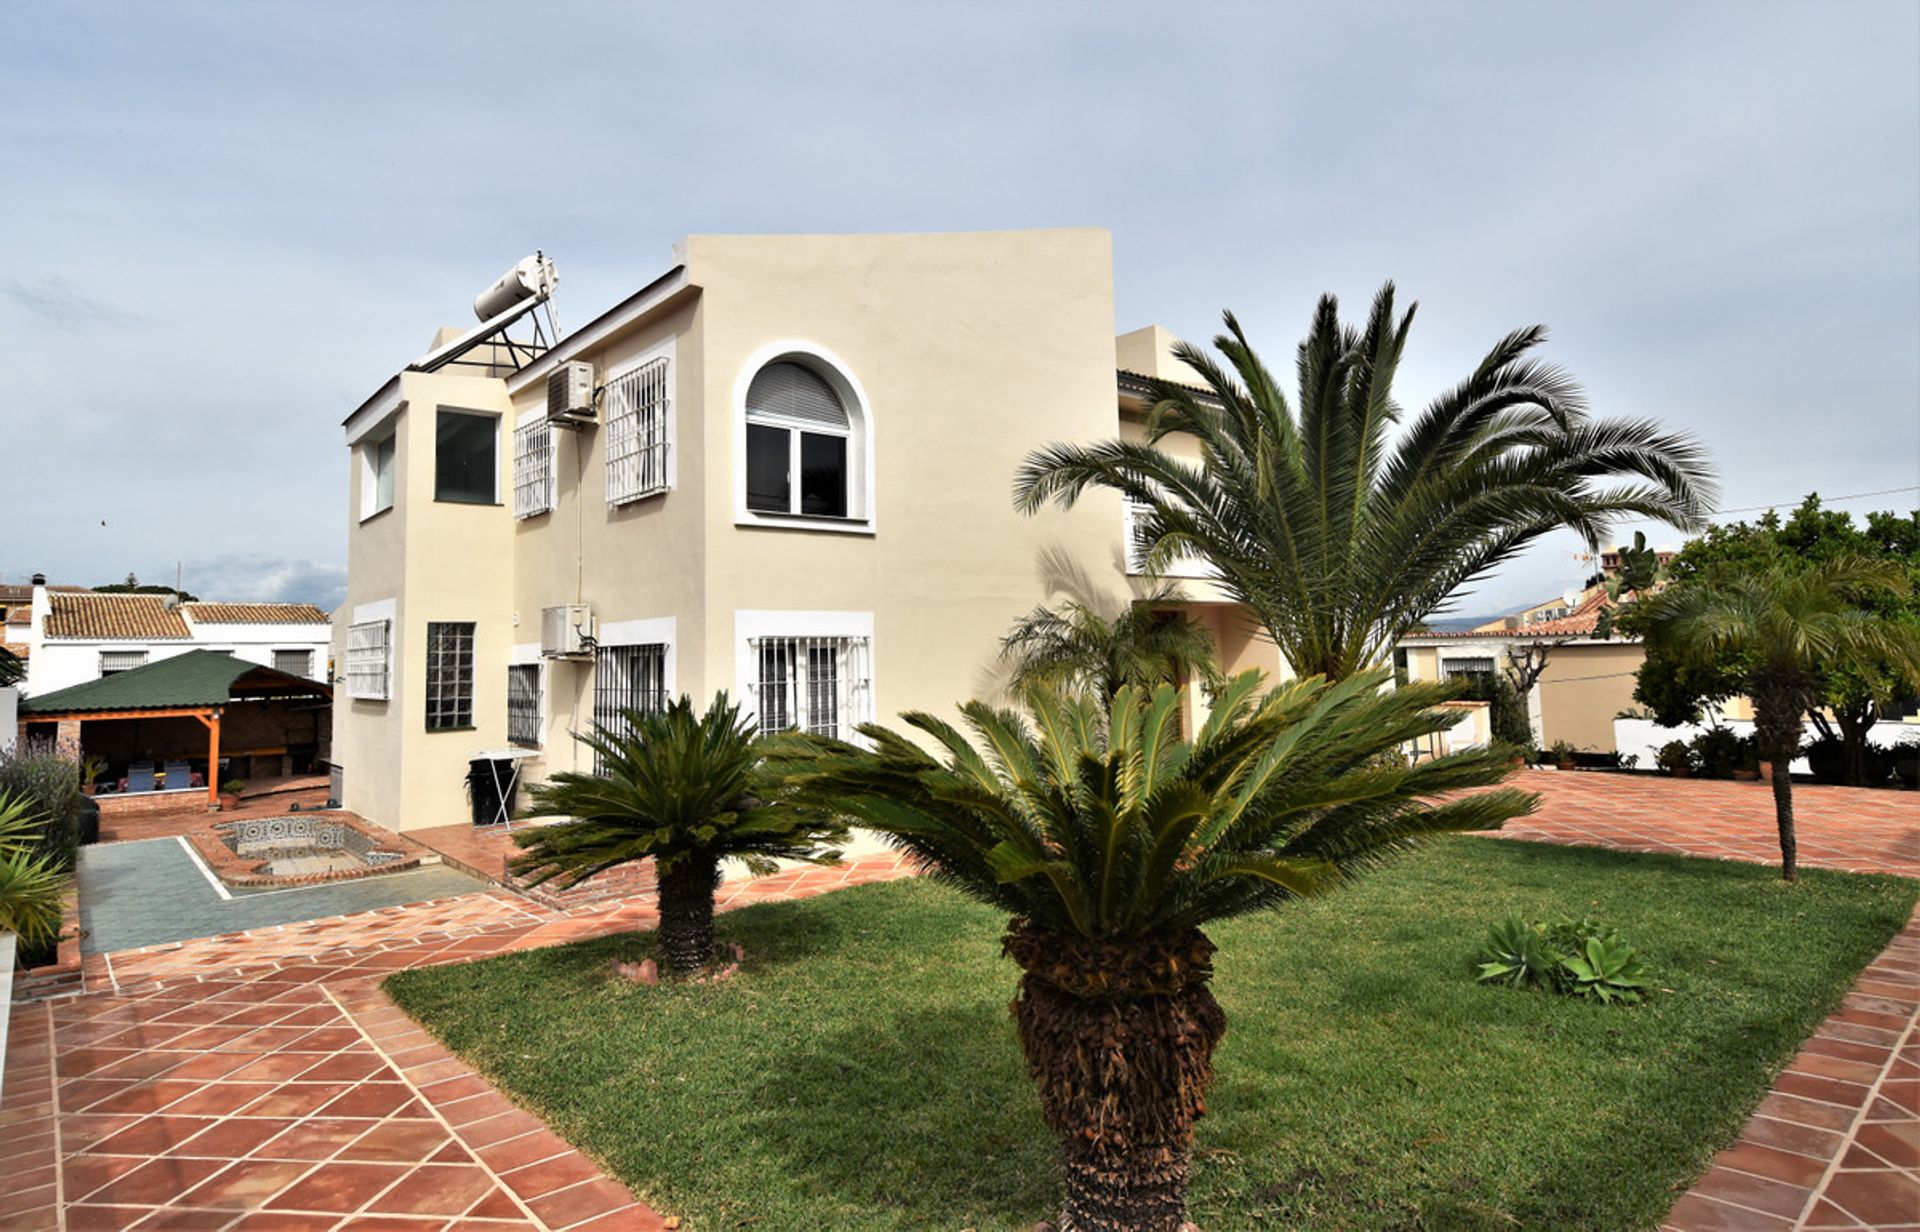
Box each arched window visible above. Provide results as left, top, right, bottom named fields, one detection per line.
left=742, top=358, right=866, bottom=522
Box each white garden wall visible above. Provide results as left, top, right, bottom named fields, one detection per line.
left=1613, top=716, right=1918, bottom=774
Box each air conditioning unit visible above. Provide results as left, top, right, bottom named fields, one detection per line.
left=540, top=604, right=595, bottom=659
left=546, top=361, right=596, bottom=426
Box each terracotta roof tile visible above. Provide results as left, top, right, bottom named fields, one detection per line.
left=1408, top=590, right=1622, bottom=641
left=3, top=642, right=28, bottom=659
left=181, top=602, right=330, bottom=625
left=0, top=583, right=84, bottom=604
left=43, top=593, right=191, bottom=640
left=5, top=608, right=29, bottom=626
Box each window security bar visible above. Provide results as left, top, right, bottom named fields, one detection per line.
left=606, top=358, right=671, bottom=506
left=747, top=635, right=872, bottom=740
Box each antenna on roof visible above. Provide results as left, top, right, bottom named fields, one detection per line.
left=409, top=251, right=561, bottom=376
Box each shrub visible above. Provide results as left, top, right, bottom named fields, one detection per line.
left=1654, top=740, right=1697, bottom=774
left=1451, top=673, right=1533, bottom=747
left=1476, top=916, right=1649, bottom=1005
left=1690, top=726, right=1758, bottom=779
left=0, top=741, right=83, bottom=870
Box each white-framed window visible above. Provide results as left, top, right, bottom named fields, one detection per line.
left=346, top=619, right=391, bottom=700
left=747, top=635, right=872, bottom=739
left=734, top=344, right=874, bottom=532
left=425, top=621, right=476, bottom=730
left=99, top=650, right=148, bottom=676
left=272, top=648, right=314, bottom=679
left=592, top=643, right=668, bottom=772
left=507, top=663, right=543, bottom=747
left=360, top=432, right=396, bottom=521
left=513, top=419, right=555, bottom=518
left=606, top=356, right=672, bottom=506
left=1441, top=656, right=1497, bottom=679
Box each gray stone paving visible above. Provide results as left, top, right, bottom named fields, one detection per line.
left=76, top=836, right=489, bottom=953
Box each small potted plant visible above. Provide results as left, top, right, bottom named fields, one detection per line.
left=1655, top=740, right=1696, bottom=778
left=79, top=754, right=107, bottom=797
left=219, top=779, right=247, bottom=811
left=1730, top=735, right=1762, bottom=782
left=1549, top=740, right=1579, bottom=771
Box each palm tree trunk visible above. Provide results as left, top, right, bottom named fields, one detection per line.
left=655, top=852, right=718, bottom=975
left=1004, top=924, right=1226, bottom=1232
left=1752, top=685, right=1804, bottom=883
left=1769, top=756, right=1798, bottom=882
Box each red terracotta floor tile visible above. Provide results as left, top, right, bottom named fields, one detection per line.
left=364, top=1165, right=499, bottom=1216
left=175, top=1158, right=315, bottom=1209
left=263, top=1161, right=410, bottom=1212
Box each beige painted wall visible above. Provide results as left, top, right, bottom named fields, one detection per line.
left=1535, top=642, right=1644, bottom=752
left=337, top=371, right=516, bottom=830
left=685, top=227, right=1127, bottom=733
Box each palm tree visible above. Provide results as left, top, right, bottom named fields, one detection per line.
left=1015, top=285, right=1718, bottom=680
left=764, top=671, right=1532, bottom=1231
left=1000, top=590, right=1222, bottom=702
left=0, top=791, right=67, bottom=947
left=510, top=693, right=845, bottom=976
left=1634, top=557, right=1920, bottom=881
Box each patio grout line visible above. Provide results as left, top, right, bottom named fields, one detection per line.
left=48, top=1000, right=67, bottom=1232
left=1788, top=996, right=1919, bottom=1230
left=321, top=979, right=556, bottom=1231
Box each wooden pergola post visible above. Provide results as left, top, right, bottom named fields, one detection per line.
left=193, top=708, right=222, bottom=809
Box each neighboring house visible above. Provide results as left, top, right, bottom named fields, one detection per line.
left=0, top=576, right=84, bottom=681
left=1397, top=586, right=1645, bottom=753
left=15, top=584, right=331, bottom=697
left=334, top=228, right=1288, bottom=833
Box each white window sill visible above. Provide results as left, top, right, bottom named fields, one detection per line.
left=735, top=511, right=875, bottom=535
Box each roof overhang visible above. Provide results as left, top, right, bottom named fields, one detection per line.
left=505, top=265, right=692, bottom=395
left=343, top=375, right=403, bottom=440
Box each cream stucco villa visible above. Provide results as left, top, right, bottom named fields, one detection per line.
left=334, top=228, right=1281, bottom=833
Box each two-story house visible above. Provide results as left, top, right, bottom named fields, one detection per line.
left=334, top=228, right=1284, bottom=834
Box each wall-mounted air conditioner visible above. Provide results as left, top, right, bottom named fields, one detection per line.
left=547, top=361, right=596, bottom=427
left=541, top=604, right=595, bottom=659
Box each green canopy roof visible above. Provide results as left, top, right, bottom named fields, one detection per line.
left=20, top=650, right=330, bottom=716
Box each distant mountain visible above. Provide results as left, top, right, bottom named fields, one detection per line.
left=1422, top=614, right=1504, bottom=633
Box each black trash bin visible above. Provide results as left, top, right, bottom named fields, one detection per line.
left=78, top=796, right=101, bottom=846
left=465, top=757, right=519, bottom=827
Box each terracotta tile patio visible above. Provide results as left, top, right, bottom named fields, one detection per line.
left=2, top=853, right=918, bottom=1231
left=1491, top=769, right=1920, bottom=878
left=5, top=774, right=1916, bottom=1229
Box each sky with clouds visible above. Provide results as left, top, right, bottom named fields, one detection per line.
left=2, top=0, right=1916, bottom=618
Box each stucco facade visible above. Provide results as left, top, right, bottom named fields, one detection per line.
left=336, top=228, right=1199, bottom=832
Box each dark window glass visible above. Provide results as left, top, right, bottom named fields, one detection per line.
left=436, top=411, right=496, bottom=504
left=746, top=423, right=790, bottom=513
left=800, top=432, right=848, bottom=517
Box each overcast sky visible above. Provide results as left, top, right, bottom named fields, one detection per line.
left=3, top=0, right=1916, bottom=617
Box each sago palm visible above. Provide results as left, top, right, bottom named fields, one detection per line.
left=511, top=693, right=845, bottom=975
left=764, top=671, right=1533, bottom=1232
left=0, top=791, right=67, bottom=947
left=1000, top=590, right=1222, bottom=702
left=1015, top=284, right=1718, bottom=679
left=1634, top=557, right=1920, bottom=881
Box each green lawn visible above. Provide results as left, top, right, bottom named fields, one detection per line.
left=384, top=839, right=1916, bottom=1231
